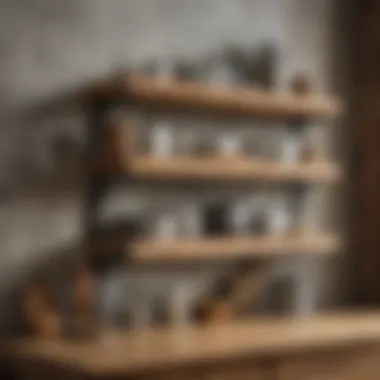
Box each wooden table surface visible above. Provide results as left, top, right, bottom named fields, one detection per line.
left=6, top=312, right=380, bottom=376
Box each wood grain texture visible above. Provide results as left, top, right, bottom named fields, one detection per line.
left=278, top=347, right=380, bottom=380
left=352, top=0, right=380, bottom=306
left=126, top=156, right=342, bottom=183
left=95, top=119, right=134, bottom=172
left=136, top=359, right=267, bottom=380
left=7, top=312, right=380, bottom=377
left=24, top=284, right=61, bottom=339
left=89, top=75, right=341, bottom=119
left=129, top=234, right=341, bottom=262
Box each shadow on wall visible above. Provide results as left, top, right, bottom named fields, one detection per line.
left=0, top=89, right=87, bottom=200
left=0, top=92, right=89, bottom=336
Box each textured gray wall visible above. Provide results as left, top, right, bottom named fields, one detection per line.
left=0, top=0, right=345, bottom=330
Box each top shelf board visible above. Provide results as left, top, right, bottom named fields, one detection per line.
left=89, top=75, right=342, bottom=119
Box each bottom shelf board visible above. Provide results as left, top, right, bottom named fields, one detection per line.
left=7, top=312, right=380, bottom=376
left=129, top=234, right=341, bottom=262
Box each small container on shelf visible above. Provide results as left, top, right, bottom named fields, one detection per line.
left=194, top=138, right=216, bottom=157
left=130, top=297, right=154, bottom=330
left=174, top=60, right=203, bottom=82
left=151, top=294, right=170, bottom=326
left=266, top=196, right=290, bottom=237
left=138, top=59, right=174, bottom=79
left=145, top=210, right=179, bottom=240
left=240, top=125, right=268, bottom=160
left=203, top=201, right=230, bottom=236
left=242, top=140, right=262, bottom=159
left=279, top=129, right=303, bottom=164
left=216, top=132, right=243, bottom=158
left=229, top=198, right=254, bottom=236
left=178, top=204, right=203, bottom=238
left=301, top=125, right=327, bottom=163
left=290, top=72, right=314, bottom=96
left=149, top=119, right=175, bottom=157
left=249, top=211, right=268, bottom=236
left=265, top=276, right=294, bottom=315
left=203, top=52, right=236, bottom=86
left=169, top=281, right=196, bottom=326
left=254, top=43, right=279, bottom=90
left=175, top=127, right=199, bottom=157
left=224, top=42, right=279, bottom=90
left=224, top=46, right=249, bottom=85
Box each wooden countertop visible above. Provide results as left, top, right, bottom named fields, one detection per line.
left=7, top=312, right=380, bottom=376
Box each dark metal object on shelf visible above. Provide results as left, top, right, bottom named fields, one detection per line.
left=255, top=43, right=279, bottom=89
left=202, top=52, right=236, bottom=85
left=290, top=72, right=314, bottom=95
left=225, top=42, right=279, bottom=89
left=204, top=202, right=230, bottom=236
left=265, top=277, right=294, bottom=315
left=225, top=46, right=247, bottom=84
left=174, top=61, right=202, bottom=82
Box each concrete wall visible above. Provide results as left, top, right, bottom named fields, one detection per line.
left=0, top=0, right=346, bottom=331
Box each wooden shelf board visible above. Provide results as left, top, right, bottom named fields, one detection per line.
left=7, top=312, right=380, bottom=376
left=127, top=156, right=342, bottom=183
left=90, top=75, right=341, bottom=119
left=129, top=235, right=341, bottom=262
